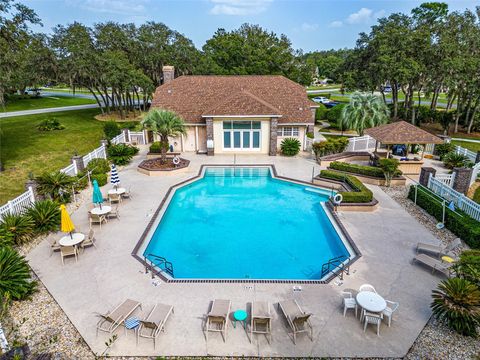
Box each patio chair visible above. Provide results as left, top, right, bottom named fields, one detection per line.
left=250, top=301, right=272, bottom=344
left=96, top=299, right=142, bottom=335
left=60, top=246, right=77, bottom=265
left=416, top=238, right=462, bottom=258
left=89, top=213, right=107, bottom=229
left=205, top=299, right=231, bottom=342
left=107, top=205, right=120, bottom=220
left=382, top=300, right=399, bottom=327
left=50, top=238, right=61, bottom=256
left=80, top=229, right=97, bottom=251
left=412, top=253, right=453, bottom=276
left=108, top=193, right=122, bottom=205
left=359, top=284, right=377, bottom=293
left=278, top=299, right=313, bottom=344
left=341, top=291, right=357, bottom=317
left=122, top=186, right=132, bottom=200
left=363, top=311, right=382, bottom=336
left=138, top=303, right=174, bottom=349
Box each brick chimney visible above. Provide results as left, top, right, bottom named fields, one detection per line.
left=162, top=66, right=175, bottom=84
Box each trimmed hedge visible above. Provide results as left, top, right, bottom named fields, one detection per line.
left=319, top=170, right=373, bottom=203
left=329, top=161, right=402, bottom=178
left=91, top=173, right=108, bottom=187
left=408, top=185, right=480, bottom=249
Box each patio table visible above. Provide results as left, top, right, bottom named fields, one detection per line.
left=91, top=206, right=112, bottom=216
left=59, top=233, right=85, bottom=247
left=356, top=291, right=387, bottom=313
left=108, top=187, right=125, bottom=195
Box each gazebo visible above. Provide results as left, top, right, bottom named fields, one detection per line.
left=364, top=121, right=444, bottom=175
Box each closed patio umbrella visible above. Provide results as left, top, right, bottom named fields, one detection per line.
left=60, top=204, right=75, bottom=239
left=92, top=179, right=104, bottom=209
left=110, top=164, right=120, bottom=189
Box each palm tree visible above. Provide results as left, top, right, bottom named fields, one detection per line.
left=340, top=92, right=390, bottom=136
left=36, top=171, right=75, bottom=202
left=141, top=109, right=186, bottom=164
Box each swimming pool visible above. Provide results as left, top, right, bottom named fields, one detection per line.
left=142, top=167, right=355, bottom=281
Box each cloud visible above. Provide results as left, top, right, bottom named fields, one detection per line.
left=209, top=0, right=272, bottom=16
left=329, top=20, right=343, bottom=28
left=300, top=22, right=319, bottom=32
left=68, top=0, right=148, bottom=15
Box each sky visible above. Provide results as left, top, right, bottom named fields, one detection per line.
left=23, top=0, right=479, bottom=52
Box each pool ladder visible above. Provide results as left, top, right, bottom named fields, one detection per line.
left=321, top=255, right=350, bottom=280
left=144, top=254, right=174, bottom=278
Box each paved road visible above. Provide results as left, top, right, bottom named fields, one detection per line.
left=0, top=103, right=101, bottom=118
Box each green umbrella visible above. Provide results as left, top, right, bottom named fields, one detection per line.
left=92, top=179, right=104, bottom=209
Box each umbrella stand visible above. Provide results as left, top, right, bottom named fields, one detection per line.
left=69, top=231, right=73, bottom=239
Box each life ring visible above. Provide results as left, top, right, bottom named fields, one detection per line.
left=332, top=193, right=343, bottom=205
left=172, top=156, right=180, bottom=165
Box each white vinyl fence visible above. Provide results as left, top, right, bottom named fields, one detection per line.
left=346, top=135, right=376, bottom=152
left=471, top=162, right=480, bottom=186
left=111, top=133, right=126, bottom=144
left=434, top=173, right=456, bottom=188
left=455, top=145, right=477, bottom=163
left=129, top=131, right=147, bottom=145
left=82, top=145, right=107, bottom=167
left=0, top=187, right=35, bottom=219
left=428, top=174, right=480, bottom=221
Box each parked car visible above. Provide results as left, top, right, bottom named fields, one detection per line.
left=24, top=88, right=41, bottom=96
left=312, top=96, right=331, bottom=104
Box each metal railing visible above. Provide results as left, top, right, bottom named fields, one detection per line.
left=321, top=255, right=351, bottom=280
left=144, top=254, right=174, bottom=278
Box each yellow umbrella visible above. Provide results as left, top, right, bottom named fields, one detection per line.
left=60, top=204, right=75, bottom=237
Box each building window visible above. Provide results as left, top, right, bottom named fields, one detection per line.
left=278, top=126, right=299, bottom=137
left=223, top=121, right=261, bottom=150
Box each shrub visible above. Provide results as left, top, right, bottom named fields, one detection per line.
left=121, top=121, right=140, bottom=130
left=434, top=143, right=455, bottom=159
left=306, top=132, right=314, bottom=139
left=443, top=152, right=472, bottom=169
left=103, top=121, right=121, bottom=140
left=330, top=161, right=385, bottom=178
left=26, top=200, right=60, bottom=234
left=0, top=246, right=37, bottom=301
left=407, top=186, right=480, bottom=248
left=378, top=158, right=400, bottom=187
left=86, top=158, right=110, bottom=174
left=315, top=103, right=327, bottom=122
left=36, top=171, right=75, bottom=202
left=431, top=278, right=480, bottom=337
left=312, top=137, right=349, bottom=160
left=455, top=250, right=480, bottom=285
left=91, top=173, right=108, bottom=187
left=149, top=141, right=169, bottom=154
left=0, top=227, right=14, bottom=247
left=280, top=138, right=301, bottom=156
left=73, top=173, right=89, bottom=192
left=107, top=144, right=139, bottom=165
left=319, top=170, right=373, bottom=203
left=473, top=187, right=480, bottom=204
left=0, top=213, right=34, bottom=245
left=37, top=118, right=65, bottom=131
left=326, top=104, right=346, bottom=123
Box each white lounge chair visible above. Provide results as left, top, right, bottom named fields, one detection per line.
left=342, top=291, right=358, bottom=317
left=412, top=253, right=453, bottom=276
left=382, top=300, right=399, bottom=327
left=416, top=238, right=462, bottom=258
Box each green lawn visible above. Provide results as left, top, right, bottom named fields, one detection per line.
left=0, top=109, right=104, bottom=204
left=4, top=94, right=96, bottom=112
left=451, top=139, right=480, bottom=153
left=307, top=84, right=341, bottom=90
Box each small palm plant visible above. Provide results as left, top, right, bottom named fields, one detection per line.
left=0, top=212, right=35, bottom=245
left=431, top=277, right=480, bottom=337
left=340, top=92, right=390, bottom=135
left=442, top=152, right=472, bottom=169
left=26, top=200, right=61, bottom=234
left=0, top=246, right=37, bottom=300
left=36, top=171, right=75, bottom=202
left=280, top=138, right=301, bottom=156
left=141, top=109, right=186, bottom=164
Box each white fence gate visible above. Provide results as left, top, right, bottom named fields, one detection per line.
left=346, top=135, right=376, bottom=152
left=428, top=175, right=480, bottom=221
left=0, top=187, right=35, bottom=219
left=435, top=173, right=456, bottom=187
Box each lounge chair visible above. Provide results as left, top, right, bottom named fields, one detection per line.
left=138, top=303, right=174, bottom=349
left=80, top=228, right=97, bottom=251
left=60, top=245, right=77, bottom=265
left=250, top=301, right=272, bottom=344
left=96, top=299, right=142, bottom=335
left=278, top=299, right=313, bottom=344
left=416, top=238, right=462, bottom=258
left=205, top=299, right=231, bottom=342
left=412, top=253, right=453, bottom=276
left=89, top=213, right=107, bottom=229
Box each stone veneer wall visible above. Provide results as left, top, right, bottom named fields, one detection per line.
left=269, top=118, right=278, bottom=156
left=206, top=117, right=214, bottom=156
left=452, top=167, right=473, bottom=195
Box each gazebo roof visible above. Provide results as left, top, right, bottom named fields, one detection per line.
left=364, top=121, right=444, bottom=144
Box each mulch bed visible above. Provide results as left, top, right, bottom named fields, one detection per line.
left=138, top=157, right=189, bottom=171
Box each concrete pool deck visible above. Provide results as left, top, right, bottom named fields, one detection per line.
left=27, top=148, right=443, bottom=357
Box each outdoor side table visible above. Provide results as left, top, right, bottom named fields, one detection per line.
left=233, top=309, right=248, bottom=329
left=124, top=316, right=140, bottom=338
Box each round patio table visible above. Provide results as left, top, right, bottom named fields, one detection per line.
left=90, top=206, right=112, bottom=216
left=59, top=233, right=85, bottom=247
left=356, top=291, right=387, bottom=313
left=108, top=187, right=125, bottom=195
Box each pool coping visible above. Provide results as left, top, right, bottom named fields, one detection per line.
left=131, top=164, right=361, bottom=284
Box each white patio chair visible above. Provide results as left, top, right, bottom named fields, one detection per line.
left=382, top=300, right=399, bottom=327
left=60, top=246, right=78, bottom=265
left=359, top=284, right=377, bottom=293
left=122, top=186, right=132, bottom=200
left=363, top=312, right=382, bottom=336
left=341, top=291, right=357, bottom=317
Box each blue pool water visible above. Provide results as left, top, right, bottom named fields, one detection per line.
left=143, top=167, right=350, bottom=280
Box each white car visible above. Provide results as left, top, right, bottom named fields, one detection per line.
left=312, top=96, right=331, bottom=104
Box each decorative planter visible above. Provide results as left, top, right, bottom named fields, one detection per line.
left=138, top=158, right=190, bottom=176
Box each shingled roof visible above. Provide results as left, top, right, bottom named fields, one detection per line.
left=364, top=121, right=444, bottom=144
left=151, top=75, right=316, bottom=124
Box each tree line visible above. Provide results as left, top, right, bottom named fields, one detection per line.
left=1, top=0, right=479, bottom=131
